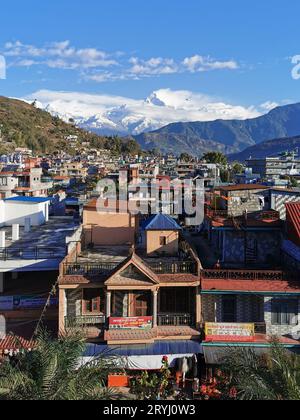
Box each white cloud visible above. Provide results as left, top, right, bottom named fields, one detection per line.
left=182, top=55, right=239, bottom=72
left=128, top=57, right=179, bottom=76
left=2, top=40, right=240, bottom=82
left=24, top=88, right=261, bottom=135
left=260, top=101, right=279, bottom=111
left=3, top=40, right=118, bottom=70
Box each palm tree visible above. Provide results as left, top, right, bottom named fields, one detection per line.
left=221, top=341, right=300, bottom=400
left=0, top=329, right=125, bottom=400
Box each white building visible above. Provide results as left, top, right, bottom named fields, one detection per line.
left=0, top=196, right=50, bottom=227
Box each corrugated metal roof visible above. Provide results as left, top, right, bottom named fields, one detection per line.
left=286, top=202, right=300, bottom=246
left=143, top=214, right=182, bottom=231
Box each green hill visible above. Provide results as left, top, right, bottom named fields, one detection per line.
left=0, top=96, right=141, bottom=155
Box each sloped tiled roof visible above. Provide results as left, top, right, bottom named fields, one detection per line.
left=202, top=279, right=300, bottom=294
left=105, top=252, right=159, bottom=286
left=143, top=214, right=182, bottom=231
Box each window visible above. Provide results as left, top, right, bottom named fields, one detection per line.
left=271, top=300, right=298, bottom=325
left=160, top=236, right=167, bottom=246
left=222, top=295, right=237, bottom=323
left=134, top=292, right=151, bottom=317
left=82, top=289, right=104, bottom=314
left=160, top=288, right=191, bottom=313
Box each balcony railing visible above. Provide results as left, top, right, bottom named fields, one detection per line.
left=65, top=315, right=106, bottom=327
left=63, top=260, right=197, bottom=276
left=63, top=262, right=119, bottom=276
left=201, top=269, right=288, bottom=281
left=0, top=247, right=66, bottom=261
left=158, top=313, right=195, bottom=327
left=147, top=261, right=197, bottom=274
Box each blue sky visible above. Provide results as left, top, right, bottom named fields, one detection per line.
left=0, top=0, right=300, bottom=123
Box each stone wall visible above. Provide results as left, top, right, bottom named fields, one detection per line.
left=226, top=189, right=268, bottom=217
left=264, top=296, right=300, bottom=337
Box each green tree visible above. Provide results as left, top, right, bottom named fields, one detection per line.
left=130, top=357, right=174, bottom=400
left=231, top=161, right=244, bottom=174
left=289, top=177, right=299, bottom=188
left=202, top=152, right=227, bottom=166
left=221, top=341, right=300, bottom=400
left=179, top=152, right=194, bottom=162
left=0, top=330, right=123, bottom=401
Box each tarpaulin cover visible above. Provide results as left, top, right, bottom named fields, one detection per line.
left=83, top=340, right=203, bottom=358
left=203, top=344, right=300, bottom=365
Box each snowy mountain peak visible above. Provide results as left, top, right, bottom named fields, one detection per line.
left=24, top=88, right=261, bottom=136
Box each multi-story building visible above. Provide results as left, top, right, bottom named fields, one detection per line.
left=201, top=197, right=300, bottom=364
left=59, top=162, right=88, bottom=181
left=58, top=203, right=202, bottom=367
left=0, top=167, right=53, bottom=199
left=246, top=154, right=300, bottom=180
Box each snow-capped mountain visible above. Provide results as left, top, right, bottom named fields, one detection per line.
left=25, top=88, right=261, bottom=136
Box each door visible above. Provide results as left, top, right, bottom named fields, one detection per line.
left=222, top=295, right=236, bottom=322
left=134, top=292, right=151, bottom=317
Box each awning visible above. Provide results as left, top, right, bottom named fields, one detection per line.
left=83, top=340, right=203, bottom=358
left=81, top=340, right=203, bottom=370
left=202, top=343, right=300, bottom=365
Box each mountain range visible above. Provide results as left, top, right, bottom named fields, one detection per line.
left=26, top=88, right=260, bottom=138
left=134, top=103, right=300, bottom=156
left=228, top=135, right=300, bottom=162
left=31, top=90, right=300, bottom=157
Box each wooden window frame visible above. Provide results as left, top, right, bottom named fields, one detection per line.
left=82, top=289, right=104, bottom=315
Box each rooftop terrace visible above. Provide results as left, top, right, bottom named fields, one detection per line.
left=0, top=217, right=79, bottom=271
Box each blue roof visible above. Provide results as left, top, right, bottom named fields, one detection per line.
left=5, top=196, right=51, bottom=204
left=83, top=340, right=202, bottom=357
left=143, top=213, right=182, bottom=231
left=282, top=239, right=300, bottom=262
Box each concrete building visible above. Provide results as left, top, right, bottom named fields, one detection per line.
left=218, top=184, right=270, bottom=217
left=0, top=196, right=50, bottom=227
left=246, top=155, right=300, bottom=180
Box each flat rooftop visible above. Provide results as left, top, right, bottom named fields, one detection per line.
left=0, top=217, right=78, bottom=250
left=76, top=245, right=130, bottom=265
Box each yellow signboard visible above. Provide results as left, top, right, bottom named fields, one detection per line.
left=205, top=323, right=255, bottom=342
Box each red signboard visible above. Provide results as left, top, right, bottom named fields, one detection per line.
left=109, top=317, right=153, bottom=330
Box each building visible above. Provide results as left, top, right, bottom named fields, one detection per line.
left=201, top=268, right=300, bottom=364
left=58, top=207, right=202, bottom=367
left=246, top=154, right=300, bottom=180
left=0, top=167, right=53, bottom=199
left=83, top=199, right=138, bottom=247
left=282, top=202, right=300, bottom=272
left=0, top=196, right=50, bottom=227
left=269, top=188, right=300, bottom=220
left=217, top=184, right=270, bottom=217
left=59, top=162, right=88, bottom=181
